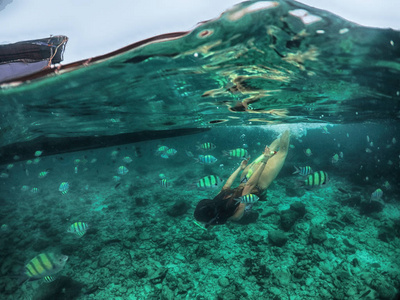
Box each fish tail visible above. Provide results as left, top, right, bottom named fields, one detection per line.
left=222, top=150, right=228, bottom=156
left=292, top=166, right=300, bottom=174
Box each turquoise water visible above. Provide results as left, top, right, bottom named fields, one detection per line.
left=0, top=1, right=400, bottom=299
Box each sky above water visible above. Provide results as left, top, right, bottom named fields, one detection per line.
left=0, top=0, right=399, bottom=64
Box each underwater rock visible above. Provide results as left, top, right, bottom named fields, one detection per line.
left=162, top=285, right=174, bottom=300
left=236, top=211, right=259, bottom=225
left=378, top=226, right=397, bottom=242
left=285, top=187, right=305, bottom=198
left=136, top=266, right=148, bottom=278
left=290, top=202, right=306, bottom=217
left=309, top=227, right=327, bottom=243
left=149, top=268, right=168, bottom=284
left=167, top=200, right=190, bottom=217
left=98, top=252, right=111, bottom=267
left=359, top=198, right=384, bottom=214
left=272, top=268, right=291, bottom=286
left=218, top=277, right=230, bottom=288
left=268, top=230, right=288, bottom=247
left=135, top=197, right=148, bottom=206
left=280, top=209, right=300, bottom=231
left=370, top=279, right=397, bottom=300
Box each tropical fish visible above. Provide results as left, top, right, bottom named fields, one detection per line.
left=34, top=150, right=43, bottom=157
left=21, top=253, right=68, bottom=283
left=370, top=189, right=383, bottom=201
left=38, top=170, right=50, bottom=179
left=67, top=222, right=89, bottom=238
left=21, top=185, right=29, bottom=192
left=0, top=172, right=9, bottom=178
left=197, top=142, right=216, bottom=151
left=31, top=187, right=39, bottom=194
left=235, top=194, right=259, bottom=204
left=392, top=137, right=397, bottom=144
left=223, top=148, right=249, bottom=159
left=304, top=171, right=329, bottom=188
left=304, top=148, right=313, bottom=156
left=43, top=275, right=58, bottom=283
left=160, top=179, right=170, bottom=188
left=339, top=152, right=344, bottom=159
left=331, top=154, right=339, bottom=164
left=122, top=156, right=133, bottom=164
left=111, top=150, right=119, bottom=159
left=59, top=182, right=69, bottom=195
left=321, top=126, right=330, bottom=134
left=160, top=153, right=169, bottom=159
left=383, top=181, right=391, bottom=190
left=365, top=148, right=372, bottom=153
left=166, top=148, right=177, bottom=156
left=196, top=175, right=223, bottom=189
left=196, top=155, right=218, bottom=165
left=117, top=166, right=129, bottom=175
left=293, top=166, right=313, bottom=176
left=367, top=136, right=370, bottom=143
left=156, top=146, right=169, bottom=155
left=7, top=164, right=13, bottom=170
left=113, top=176, right=121, bottom=182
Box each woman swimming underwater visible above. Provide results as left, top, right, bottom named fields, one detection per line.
left=194, top=130, right=290, bottom=228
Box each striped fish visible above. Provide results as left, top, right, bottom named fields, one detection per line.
left=224, top=148, right=249, bottom=159
left=160, top=179, right=170, bottom=188
left=67, top=222, right=89, bottom=238
left=59, top=182, right=69, bottom=195
left=22, top=253, right=68, bottom=282
left=166, top=148, right=177, bottom=156
left=196, top=175, right=223, bottom=189
left=293, top=166, right=313, bottom=176
left=235, top=194, right=259, bottom=204
left=196, top=155, right=218, bottom=165
left=370, top=188, right=383, bottom=201
left=304, top=171, right=329, bottom=188
left=197, top=142, right=216, bottom=151
left=43, top=275, right=57, bottom=283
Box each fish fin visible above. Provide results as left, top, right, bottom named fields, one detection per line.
left=292, top=166, right=300, bottom=174
left=222, top=150, right=229, bottom=156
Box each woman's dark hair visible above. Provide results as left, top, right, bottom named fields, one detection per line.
left=194, top=189, right=240, bottom=227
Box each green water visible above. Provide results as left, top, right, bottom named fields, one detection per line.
left=0, top=0, right=399, bottom=299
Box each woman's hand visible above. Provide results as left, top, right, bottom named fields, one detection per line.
left=263, top=146, right=272, bottom=157
left=240, top=157, right=250, bottom=170
left=263, top=146, right=276, bottom=158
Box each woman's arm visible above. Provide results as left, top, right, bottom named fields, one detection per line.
left=221, top=158, right=249, bottom=190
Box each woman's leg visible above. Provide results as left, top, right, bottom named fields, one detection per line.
left=257, top=130, right=290, bottom=190
left=240, top=131, right=289, bottom=182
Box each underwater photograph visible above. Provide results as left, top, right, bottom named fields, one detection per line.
left=0, top=0, right=399, bottom=299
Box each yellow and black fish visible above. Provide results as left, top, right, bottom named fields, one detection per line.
left=304, top=171, right=329, bottom=188
left=67, top=222, right=89, bottom=238
left=196, top=175, right=223, bottom=189
left=197, top=142, right=216, bottom=151
left=223, top=148, right=249, bottom=159
left=21, top=253, right=68, bottom=283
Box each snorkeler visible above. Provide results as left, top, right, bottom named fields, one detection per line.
left=194, top=130, right=290, bottom=228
